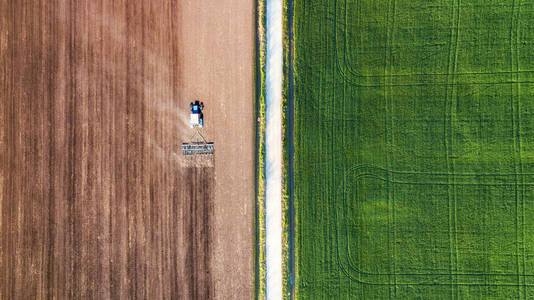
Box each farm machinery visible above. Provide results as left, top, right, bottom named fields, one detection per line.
left=182, top=100, right=214, bottom=156
left=189, top=100, right=204, bottom=128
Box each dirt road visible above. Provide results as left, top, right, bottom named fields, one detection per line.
left=0, top=1, right=254, bottom=299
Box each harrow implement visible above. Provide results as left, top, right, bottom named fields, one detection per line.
left=182, top=129, right=214, bottom=156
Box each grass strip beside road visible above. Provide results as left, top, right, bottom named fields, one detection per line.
left=255, top=0, right=267, bottom=299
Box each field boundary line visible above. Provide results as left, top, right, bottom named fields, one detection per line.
left=284, top=0, right=296, bottom=298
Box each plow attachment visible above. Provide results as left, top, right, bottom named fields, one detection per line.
left=182, top=129, right=214, bottom=156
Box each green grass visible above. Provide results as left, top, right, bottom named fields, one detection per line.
left=293, top=0, right=534, bottom=298
left=255, top=0, right=266, bottom=299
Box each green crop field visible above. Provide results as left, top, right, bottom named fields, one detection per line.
left=293, top=0, right=534, bottom=298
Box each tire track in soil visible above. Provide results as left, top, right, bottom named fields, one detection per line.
left=184, top=166, right=214, bottom=300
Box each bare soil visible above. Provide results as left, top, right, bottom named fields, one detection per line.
left=0, top=0, right=254, bottom=299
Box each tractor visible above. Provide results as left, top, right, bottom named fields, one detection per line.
left=183, top=100, right=214, bottom=156
left=189, top=100, right=204, bottom=128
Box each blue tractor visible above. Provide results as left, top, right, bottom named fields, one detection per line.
left=182, top=100, right=214, bottom=156
left=189, top=100, right=204, bottom=128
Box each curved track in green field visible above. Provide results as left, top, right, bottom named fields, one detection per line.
left=335, top=165, right=534, bottom=286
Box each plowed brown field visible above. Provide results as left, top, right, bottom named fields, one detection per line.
left=0, top=1, right=254, bottom=299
